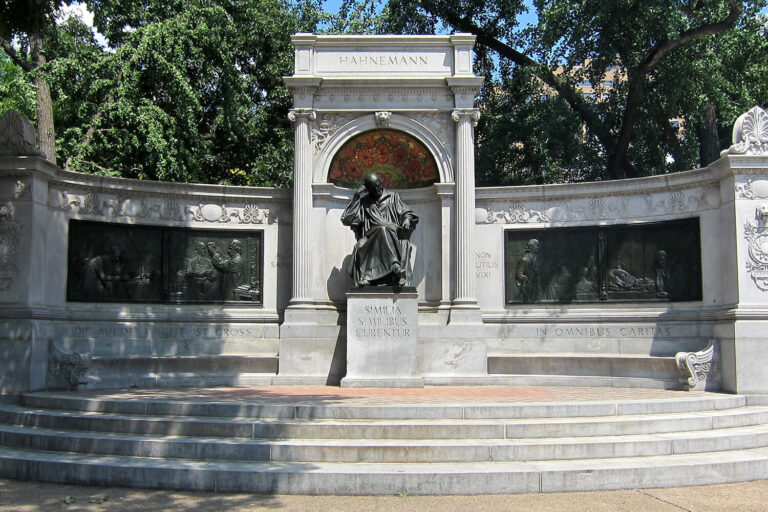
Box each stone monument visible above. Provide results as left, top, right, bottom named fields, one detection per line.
left=340, top=173, right=421, bottom=387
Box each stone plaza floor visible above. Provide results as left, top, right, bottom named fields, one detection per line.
left=63, top=384, right=712, bottom=404
left=2, top=476, right=767, bottom=511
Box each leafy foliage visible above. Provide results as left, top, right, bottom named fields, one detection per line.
left=2, top=0, right=767, bottom=187
left=1, top=0, right=321, bottom=186
left=380, top=0, right=768, bottom=184
left=0, top=53, right=36, bottom=119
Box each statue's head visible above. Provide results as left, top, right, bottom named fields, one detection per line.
left=109, top=244, right=122, bottom=261
left=194, top=241, right=207, bottom=256
left=229, top=239, right=243, bottom=256
left=526, top=239, right=540, bottom=253
left=363, top=173, right=383, bottom=199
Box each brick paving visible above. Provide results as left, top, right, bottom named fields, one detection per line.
left=58, top=385, right=717, bottom=405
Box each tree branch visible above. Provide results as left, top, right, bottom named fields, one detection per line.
left=0, top=40, right=34, bottom=72
left=609, top=0, right=742, bottom=178
left=417, top=0, right=615, bottom=160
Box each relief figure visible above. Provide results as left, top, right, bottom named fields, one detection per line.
left=85, top=244, right=130, bottom=299
left=209, top=239, right=243, bottom=300
left=176, top=241, right=217, bottom=299
left=655, top=250, right=669, bottom=298
left=515, top=239, right=541, bottom=302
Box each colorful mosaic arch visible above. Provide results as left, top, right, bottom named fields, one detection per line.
left=328, top=129, right=439, bottom=189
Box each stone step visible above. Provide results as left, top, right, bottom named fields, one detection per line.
left=3, top=404, right=767, bottom=440
left=486, top=337, right=707, bottom=357
left=57, top=338, right=280, bottom=358
left=487, top=353, right=682, bottom=380
left=1, top=445, right=767, bottom=494
left=84, top=373, right=276, bottom=390
left=426, top=374, right=681, bottom=389
left=2, top=423, right=768, bottom=463
left=20, top=392, right=748, bottom=420
left=89, top=355, right=279, bottom=374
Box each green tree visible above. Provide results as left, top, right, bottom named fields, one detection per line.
left=51, top=0, right=321, bottom=185
left=1, top=0, right=323, bottom=186
left=0, top=0, right=72, bottom=163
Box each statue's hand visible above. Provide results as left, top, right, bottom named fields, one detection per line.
left=402, top=218, right=411, bottom=230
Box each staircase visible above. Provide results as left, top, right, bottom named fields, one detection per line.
left=1, top=391, right=767, bottom=494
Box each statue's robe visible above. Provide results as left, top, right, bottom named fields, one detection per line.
left=341, top=189, right=418, bottom=285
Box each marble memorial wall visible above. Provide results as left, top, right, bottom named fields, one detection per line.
left=1, top=36, right=768, bottom=393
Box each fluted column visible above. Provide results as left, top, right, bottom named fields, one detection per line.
left=452, top=108, right=481, bottom=309
left=288, top=108, right=316, bottom=305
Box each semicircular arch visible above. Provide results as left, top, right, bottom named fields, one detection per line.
left=314, top=113, right=453, bottom=186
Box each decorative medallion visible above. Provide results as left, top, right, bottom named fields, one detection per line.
left=744, top=219, right=768, bottom=290
left=0, top=202, right=20, bottom=291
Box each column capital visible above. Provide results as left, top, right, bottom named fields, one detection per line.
left=288, top=109, right=316, bottom=123
left=451, top=109, right=481, bottom=126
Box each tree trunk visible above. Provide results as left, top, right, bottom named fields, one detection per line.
left=30, top=29, right=56, bottom=165
left=696, top=101, right=720, bottom=168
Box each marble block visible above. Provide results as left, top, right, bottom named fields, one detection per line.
left=341, top=286, right=422, bottom=387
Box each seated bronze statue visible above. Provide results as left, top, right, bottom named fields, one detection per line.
left=341, top=173, right=418, bottom=287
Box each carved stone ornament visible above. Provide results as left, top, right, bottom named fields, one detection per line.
left=675, top=342, right=714, bottom=390
left=52, top=188, right=272, bottom=224
left=14, top=180, right=30, bottom=200
left=485, top=203, right=551, bottom=224
left=47, top=340, right=90, bottom=391
left=744, top=219, right=768, bottom=290
left=451, top=109, right=481, bottom=126
left=374, top=111, right=392, bottom=128
left=757, top=203, right=768, bottom=225
left=312, top=113, right=356, bottom=155
left=288, top=108, right=316, bottom=123
left=0, top=201, right=20, bottom=291
left=0, top=110, right=44, bottom=158
left=412, top=113, right=452, bottom=148
left=723, top=106, right=768, bottom=156
left=480, top=187, right=718, bottom=225
left=735, top=178, right=768, bottom=200
left=188, top=203, right=268, bottom=224
left=318, top=87, right=452, bottom=104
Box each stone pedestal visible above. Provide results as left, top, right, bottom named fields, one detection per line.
left=341, top=287, right=422, bottom=388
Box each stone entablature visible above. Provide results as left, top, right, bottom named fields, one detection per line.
left=289, top=33, right=477, bottom=80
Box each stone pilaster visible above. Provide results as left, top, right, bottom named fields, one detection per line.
left=451, top=108, right=481, bottom=323
left=287, top=108, right=316, bottom=306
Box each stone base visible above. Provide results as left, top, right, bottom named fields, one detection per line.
left=341, top=286, right=419, bottom=387
left=340, top=377, right=424, bottom=388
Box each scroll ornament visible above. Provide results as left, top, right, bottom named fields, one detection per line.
left=675, top=342, right=714, bottom=390
left=48, top=341, right=90, bottom=391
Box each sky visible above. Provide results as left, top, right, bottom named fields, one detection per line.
left=59, top=0, right=766, bottom=45
left=60, top=0, right=540, bottom=39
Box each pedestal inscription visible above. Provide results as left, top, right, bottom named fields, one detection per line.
left=342, top=286, right=421, bottom=387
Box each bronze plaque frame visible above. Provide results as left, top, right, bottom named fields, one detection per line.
left=66, top=220, right=263, bottom=305
left=504, top=218, right=702, bottom=304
